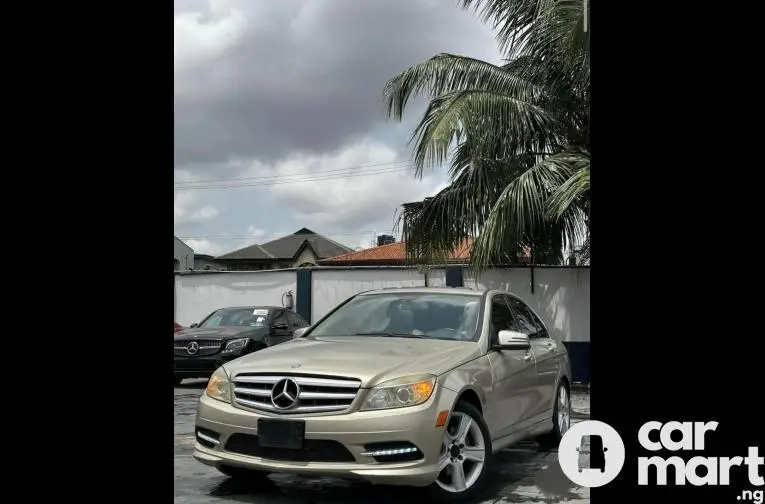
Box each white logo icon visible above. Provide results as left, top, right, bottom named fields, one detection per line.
left=558, top=420, right=626, bottom=487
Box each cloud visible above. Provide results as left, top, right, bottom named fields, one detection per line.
left=260, top=139, right=443, bottom=230
left=246, top=225, right=266, bottom=238
left=174, top=0, right=501, bottom=170
left=174, top=0, right=248, bottom=73
left=174, top=192, right=219, bottom=226
left=173, top=0, right=503, bottom=247
left=184, top=238, right=228, bottom=256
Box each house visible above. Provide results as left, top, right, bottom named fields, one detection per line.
left=318, top=238, right=534, bottom=266
left=174, top=236, right=194, bottom=271
left=215, top=228, right=353, bottom=271
left=194, top=254, right=224, bottom=271
left=318, top=238, right=475, bottom=266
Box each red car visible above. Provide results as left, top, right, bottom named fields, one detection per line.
left=174, top=321, right=184, bottom=333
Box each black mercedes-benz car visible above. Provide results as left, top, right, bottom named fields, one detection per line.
left=174, top=306, right=309, bottom=385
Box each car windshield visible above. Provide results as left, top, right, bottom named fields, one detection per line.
left=199, top=308, right=270, bottom=329
left=309, top=293, right=482, bottom=341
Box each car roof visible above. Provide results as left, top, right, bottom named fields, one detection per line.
left=358, top=286, right=484, bottom=297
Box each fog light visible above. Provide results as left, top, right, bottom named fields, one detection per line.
left=361, top=442, right=424, bottom=462
left=195, top=427, right=221, bottom=448
left=361, top=446, right=418, bottom=457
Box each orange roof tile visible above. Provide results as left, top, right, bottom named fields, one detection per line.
left=319, top=238, right=475, bottom=264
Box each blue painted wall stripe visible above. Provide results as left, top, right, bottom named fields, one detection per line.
left=562, top=342, right=590, bottom=384
left=296, top=269, right=312, bottom=324
left=444, top=266, right=463, bottom=287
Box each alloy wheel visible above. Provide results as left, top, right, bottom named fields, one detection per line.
left=558, top=385, right=571, bottom=435
left=435, top=411, right=486, bottom=493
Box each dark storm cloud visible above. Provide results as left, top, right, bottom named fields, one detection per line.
left=174, top=0, right=499, bottom=170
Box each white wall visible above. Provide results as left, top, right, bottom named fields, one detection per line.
left=465, top=267, right=590, bottom=343
left=172, top=266, right=589, bottom=343
left=174, top=271, right=296, bottom=326
left=311, top=268, right=428, bottom=321
left=425, top=268, right=447, bottom=287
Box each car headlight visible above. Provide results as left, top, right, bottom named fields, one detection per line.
left=205, top=367, right=231, bottom=403
left=360, top=374, right=436, bottom=411
left=223, top=338, right=248, bottom=353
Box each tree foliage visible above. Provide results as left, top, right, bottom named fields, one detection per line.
left=384, top=0, right=590, bottom=268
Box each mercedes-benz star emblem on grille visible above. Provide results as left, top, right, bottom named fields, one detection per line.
left=270, top=378, right=300, bottom=409
left=186, top=341, right=199, bottom=355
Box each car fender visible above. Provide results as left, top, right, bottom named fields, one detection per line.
left=438, top=362, right=492, bottom=414
left=550, top=350, right=573, bottom=410
left=246, top=333, right=269, bottom=349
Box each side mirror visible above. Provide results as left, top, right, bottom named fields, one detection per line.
left=495, top=330, right=531, bottom=350
left=190, top=323, right=199, bottom=328
left=271, top=322, right=290, bottom=334
left=293, top=327, right=309, bottom=339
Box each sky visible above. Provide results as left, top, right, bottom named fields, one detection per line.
left=174, top=0, right=503, bottom=256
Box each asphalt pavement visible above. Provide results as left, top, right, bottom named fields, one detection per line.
left=175, top=379, right=591, bottom=504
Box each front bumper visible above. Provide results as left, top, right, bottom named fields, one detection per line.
left=193, top=385, right=458, bottom=487
left=174, top=353, right=241, bottom=378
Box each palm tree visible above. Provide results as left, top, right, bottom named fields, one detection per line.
left=384, top=0, right=590, bottom=268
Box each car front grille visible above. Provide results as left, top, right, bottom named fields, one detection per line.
left=225, top=433, right=355, bottom=462
left=232, top=374, right=362, bottom=414
left=173, top=339, right=222, bottom=357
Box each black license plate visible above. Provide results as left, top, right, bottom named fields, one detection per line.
left=257, top=419, right=305, bottom=450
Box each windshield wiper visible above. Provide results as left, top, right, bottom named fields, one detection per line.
left=353, top=332, right=429, bottom=339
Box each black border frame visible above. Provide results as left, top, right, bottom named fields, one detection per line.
left=11, top=1, right=763, bottom=502
left=595, top=2, right=762, bottom=502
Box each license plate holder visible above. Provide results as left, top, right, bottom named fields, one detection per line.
left=257, top=419, right=305, bottom=450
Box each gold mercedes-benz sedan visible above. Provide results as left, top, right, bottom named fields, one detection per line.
left=193, top=287, right=572, bottom=501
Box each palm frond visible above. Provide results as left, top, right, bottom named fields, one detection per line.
left=384, top=53, right=542, bottom=121
left=400, top=156, right=523, bottom=264
left=471, top=153, right=580, bottom=270
left=383, top=0, right=591, bottom=270
left=546, top=153, right=589, bottom=220
left=409, top=89, right=560, bottom=173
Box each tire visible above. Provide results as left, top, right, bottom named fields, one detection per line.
left=536, top=381, right=571, bottom=450
left=174, top=376, right=183, bottom=386
left=425, top=401, right=492, bottom=502
left=217, top=465, right=269, bottom=480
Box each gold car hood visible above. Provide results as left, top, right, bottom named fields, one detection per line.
left=223, top=336, right=482, bottom=388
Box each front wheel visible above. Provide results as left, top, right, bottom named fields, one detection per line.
left=426, top=401, right=492, bottom=502
left=536, top=381, right=571, bottom=449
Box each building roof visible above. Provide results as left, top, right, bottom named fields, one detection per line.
left=318, top=238, right=475, bottom=265
left=174, top=235, right=193, bottom=251
left=217, top=228, right=353, bottom=261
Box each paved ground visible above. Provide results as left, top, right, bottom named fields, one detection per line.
left=175, top=380, right=591, bottom=504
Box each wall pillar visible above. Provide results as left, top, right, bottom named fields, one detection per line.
left=445, top=266, right=463, bottom=287
left=562, top=341, right=590, bottom=384
left=296, top=268, right=312, bottom=323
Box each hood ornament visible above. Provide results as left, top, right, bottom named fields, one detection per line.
left=290, top=363, right=301, bottom=369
